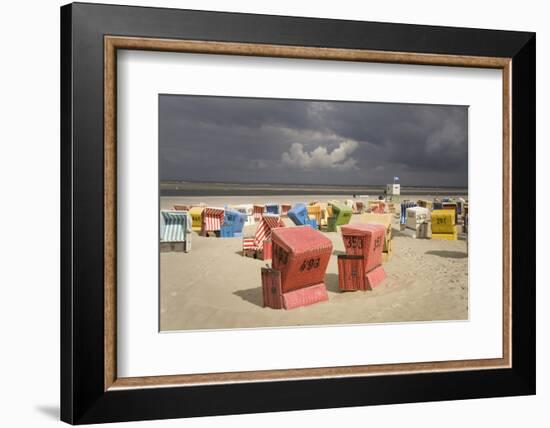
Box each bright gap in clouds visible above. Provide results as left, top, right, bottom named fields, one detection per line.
left=281, top=140, right=359, bottom=170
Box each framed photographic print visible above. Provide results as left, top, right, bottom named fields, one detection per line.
left=60, top=2, right=535, bottom=424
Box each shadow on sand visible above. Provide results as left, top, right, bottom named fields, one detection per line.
left=234, top=287, right=263, bottom=307
left=324, top=273, right=341, bottom=294
left=425, top=250, right=468, bottom=259
left=391, top=228, right=411, bottom=238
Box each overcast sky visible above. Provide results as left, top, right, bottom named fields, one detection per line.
left=159, top=95, right=468, bottom=187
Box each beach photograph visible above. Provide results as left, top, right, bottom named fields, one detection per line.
left=158, top=95, right=469, bottom=331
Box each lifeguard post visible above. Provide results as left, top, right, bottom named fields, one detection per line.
left=386, top=183, right=400, bottom=202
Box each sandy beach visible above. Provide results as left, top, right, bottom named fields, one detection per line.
left=159, top=195, right=468, bottom=331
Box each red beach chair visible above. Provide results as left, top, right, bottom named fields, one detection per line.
left=200, top=207, right=225, bottom=236
left=339, top=223, right=387, bottom=289
left=262, top=226, right=332, bottom=310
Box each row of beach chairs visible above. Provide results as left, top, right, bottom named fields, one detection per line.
left=161, top=198, right=397, bottom=253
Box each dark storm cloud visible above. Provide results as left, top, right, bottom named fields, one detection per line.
left=159, top=95, right=468, bottom=186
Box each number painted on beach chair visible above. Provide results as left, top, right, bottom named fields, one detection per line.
left=344, top=236, right=364, bottom=249
left=274, top=246, right=289, bottom=265
left=299, top=258, right=321, bottom=272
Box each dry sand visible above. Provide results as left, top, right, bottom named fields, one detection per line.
left=160, top=196, right=468, bottom=331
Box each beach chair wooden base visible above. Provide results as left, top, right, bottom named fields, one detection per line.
left=262, top=269, right=328, bottom=310
left=160, top=242, right=190, bottom=253
left=366, top=265, right=386, bottom=289
left=282, top=283, right=328, bottom=310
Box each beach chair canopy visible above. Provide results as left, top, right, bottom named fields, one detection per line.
left=271, top=226, right=333, bottom=293
left=224, top=210, right=247, bottom=234
left=160, top=210, right=191, bottom=242
left=287, top=203, right=309, bottom=226
left=254, top=214, right=285, bottom=250
left=329, top=202, right=353, bottom=226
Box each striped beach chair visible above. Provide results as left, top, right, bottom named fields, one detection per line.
left=400, top=201, right=417, bottom=225
left=200, top=207, right=225, bottom=236
left=160, top=210, right=192, bottom=252
left=242, top=214, right=285, bottom=259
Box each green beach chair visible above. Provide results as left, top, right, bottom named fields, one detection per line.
left=329, top=202, right=353, bottom=226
